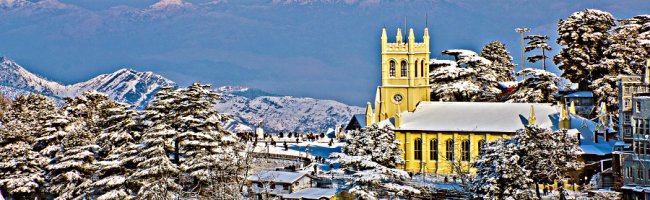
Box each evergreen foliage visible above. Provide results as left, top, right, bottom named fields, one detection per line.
left=480, top=41, right=517, bottom=82
left=507, top=69, right=559, bottom=103
left=343, top=124, right=403, bottom=168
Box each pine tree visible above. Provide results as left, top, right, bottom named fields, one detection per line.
left=595, top=15, right=650, bottom=121
left=44, top=114, right=98, bottom=200
left=554, top=9, right=616, bottom=90
left=92, top=101, right=140, bottom=200
left=524, top=35, right=552, bottom=71
left=507, top=68, right=559, bottom=103
left=175, top=83, right=241, bottom=196
left=330, top=153, right=418, bottom=199
left=0, top=95, right=50, bottom=198
left=130, top=123, right=181, bottom=199
left=430, top=49, right=501, bottom=102
left=480, top=41, right=517, bottom=82
left=472, top=139, right=534, bottom=199
left=342, top=124, right=403, bottom=168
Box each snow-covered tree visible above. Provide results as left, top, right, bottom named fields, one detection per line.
left=343, top=124, right=403, bottom=168
left=480, top=41, right=517, bottom=82
left=142, top=83, right=245, bottom=198
left=44, top=114, right=98, bottom=200
left=0, top=95, right=50, bottom=198
left=330, top=153, right=418, bottom=200
left=595, top=15, right=650, bottom=120
left=92, top=101, right=140, bottom=200
left=473, top=125, right=582, bottom=199
left=514, top=125, right=582, bottom=199
left=175, top=83, right=241, bottom=197
left=472, top=139, right=534, bottom=200
left=130, top=124, right=182, bottom=199
left=430, top=49, right=501, bottom=102
left=507, top=68, right=559, bottom=103
left=554, top=9, right=616, bottom=90
left=524, top=35, right=552, bottom=71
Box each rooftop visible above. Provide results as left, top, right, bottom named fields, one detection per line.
left=247, top=171, right=308, bottom=184
left=397, top=102, right=557, bottom=132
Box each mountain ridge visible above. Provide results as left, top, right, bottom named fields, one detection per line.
left=0, top=56, right=363, bottom=132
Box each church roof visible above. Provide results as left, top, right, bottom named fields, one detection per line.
left=396, top=102, right=558, bottom=133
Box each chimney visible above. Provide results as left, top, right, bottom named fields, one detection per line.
left=593, top=130, right=598, bottom=143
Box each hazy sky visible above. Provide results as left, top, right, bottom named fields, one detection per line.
left=1, top=0, right=649, bottom=106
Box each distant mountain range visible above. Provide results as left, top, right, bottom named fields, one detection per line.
left=0, top=56, right=363, bottom=132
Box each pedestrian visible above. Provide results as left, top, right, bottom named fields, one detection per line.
left=543, top=186, right=548, bottom=196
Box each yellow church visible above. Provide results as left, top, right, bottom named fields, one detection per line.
left=356, top=26, right=605, bottom=175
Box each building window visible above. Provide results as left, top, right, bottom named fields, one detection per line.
left=401, top=60, right=407, bottom=77
left=446, top=139, right=454, bottom=161
left=283, top=184, right=289, bottom=190
left=461, top=140, right=470, bottom=161
left=270, top=183, right=275, bottom=189
left=415, top=60, right=419, bottom=77
left=430, top=139, right=438, bottom=161
left=420, top=61, right=425, bottom=78
left=478, top=140, right=486, bottom=156
left=637, top=102, right=642, bottom=113
left=389, top=61, right=396, bottom=77
left=414, top=138, right=422, bottom=160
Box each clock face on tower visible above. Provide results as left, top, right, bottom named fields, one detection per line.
left=393, top=94, right=403, bottom=103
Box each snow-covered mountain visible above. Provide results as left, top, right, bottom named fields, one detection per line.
left=0, top=56, right=176, bottom=108
left=0, top=56, right=363, bottom=132
left=216, top=91, right=363, bottom=133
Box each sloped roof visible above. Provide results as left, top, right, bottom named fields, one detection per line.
left=565, top=91, right=593, bottom=98
left=247, top=171, right=308, bottom=184
left=563, top=114, right=617, bottom=156
left=282, top=188, right=338, bottom=199
left=397, top=102, right=557, bottom=132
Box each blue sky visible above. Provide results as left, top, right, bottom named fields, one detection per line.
left=1, top=0, right=649, bottom=106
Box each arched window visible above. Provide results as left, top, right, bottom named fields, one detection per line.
left=401, top=60, right=407, bottom=77
left=420, top=61, right=425, bottom=77
left=389, top=61, right=396, bottom=77
left=446, top=139, right=454, bottom=161
left=430, top=139, right=438, bottom=161
left=415, top=60, right=419, bottom=77
left=461, top=140, right=470, bottom=161
left=478, top=140, right=486, bottom=156
left=414, top=138, right=422, bottom=160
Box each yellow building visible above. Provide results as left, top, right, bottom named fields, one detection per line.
left=365, top=27, right=431, bottom=125
left=391, top=102, right=562, bottom=174
left=362, top=26, right=583, bottom=175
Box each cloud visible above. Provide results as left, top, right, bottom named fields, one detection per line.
left=271, top=0, right=380, bottom=7
left=149, top=0, right=193, bottom=9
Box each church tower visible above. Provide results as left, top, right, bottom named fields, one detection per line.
left=373, top=27, right=431, bottom=122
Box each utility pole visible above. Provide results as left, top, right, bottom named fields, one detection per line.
left=515, top=27, right=530, bottom=80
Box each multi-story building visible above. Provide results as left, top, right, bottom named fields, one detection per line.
left=618, top=62, right=650, bottom=142
left=619, top=94, right=650, bottom=199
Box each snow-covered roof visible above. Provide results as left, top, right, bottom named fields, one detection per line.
left=247, top=171, right=308, bottom=184
left=497, top=81, right=520, bottom=89
left=564, top=91, right=593, bottom=98
left=562, top=114, right=616, bottom=156
left=396, top=102, right=557, bottom=132
left=281, top=188, right=338, bottom=199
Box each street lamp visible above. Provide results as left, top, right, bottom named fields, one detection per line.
left=515, top=27, right=530, bottom=80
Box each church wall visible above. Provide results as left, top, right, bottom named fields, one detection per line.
left=396, top=130, right=513, bottom=175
